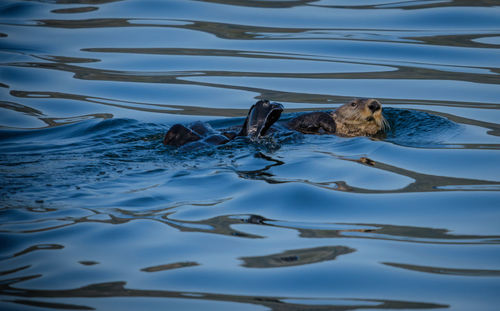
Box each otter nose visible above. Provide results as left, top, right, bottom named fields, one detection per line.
left=368, top=100, right=381, bottom=112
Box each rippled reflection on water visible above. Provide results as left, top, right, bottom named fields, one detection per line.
left=1, top=0, right=500, bottom=310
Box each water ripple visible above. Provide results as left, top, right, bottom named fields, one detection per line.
left=1, top=0, right=499, bottom=309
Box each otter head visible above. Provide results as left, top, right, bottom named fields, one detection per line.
left=331, top=98, right=387, bottom=137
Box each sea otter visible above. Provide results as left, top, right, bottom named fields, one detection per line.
left=163, top=98, right=386, bottom=147
left=163, top=100, right=283, bottom=147
left=288, top=98, right=387, bottom=137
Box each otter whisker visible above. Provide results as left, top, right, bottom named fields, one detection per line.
left=381, top=116, right=390, bottom=132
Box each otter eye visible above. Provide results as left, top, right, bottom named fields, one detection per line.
left=351, top=102, right=357, bottom=107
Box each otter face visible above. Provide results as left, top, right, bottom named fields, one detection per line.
left=331, top=98, right=387, bottom=137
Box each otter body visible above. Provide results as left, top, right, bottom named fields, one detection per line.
left=287, top=112, right=336, bottom=134
left=163, top=98, right=386, bottom=147
left=163, top=100, right=283, bottom=147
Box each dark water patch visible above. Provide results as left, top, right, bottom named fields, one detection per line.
left=37, top=18, right=133, bottom=29
left=13, top=244, right=64, bottom=258
left=0, top=2, right=38, bottom=18
left=260, top=219, right=500, bottom=245
left=37, top=0, right=123, bottom=5
left=162, top=214, right=264, bottom=239
left=241, top=246, right=355, bottom=268
left=5, top=299, right=95, bottom=310
left=366, top=223, right=500, bottom=244
left=82, top=47, right=334, bottom=63
left=310, top=0, right=499, bottom=10
left=78, top=261, right=98, bottom=266
left=51, top=6, right=99, bottom=14
left=339, top=157, right=500, bottom=193
left=0, top=280, right=450, bottom=310
left=0, top=265, right=31, bottom=277
left=195, top=0, right=317, bottom=9
left=408, top=33, right=500, bottom=49
left=384, top=262, right=500, bottom=277
left=0, top=217, right=74, bottom=234
left=141, top=261, right=199, bottom=273
left=33, top=54, right=101, bottom=64
left=122, top=211, right=263, bottom=238
left=62, top=0, right=122, bottom=3
left=0, top=100, right=44, bottom=118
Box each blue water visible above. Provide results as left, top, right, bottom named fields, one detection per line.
left=1, top=1, right=500, bottom=310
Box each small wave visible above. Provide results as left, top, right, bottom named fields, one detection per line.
left=0, top=118, right=140, bottom=152
left=382, top=107, right=461, bottom=147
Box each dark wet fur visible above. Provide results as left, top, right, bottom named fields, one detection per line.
left=238, top=100, right=284, bottom=138
left=163, top=124, right=201, bottom=147
left=164, top=100, right=283, bottom=147
left=287, top=111, right=336, bottom=134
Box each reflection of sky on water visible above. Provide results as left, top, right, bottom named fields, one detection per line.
left=1, top=0, right=499, bottom=310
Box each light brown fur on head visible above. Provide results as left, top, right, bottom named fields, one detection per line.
left=331, top=98, right=388, bottom=137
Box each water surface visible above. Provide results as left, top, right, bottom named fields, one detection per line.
left=1, top=0, right=500, bottom=310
